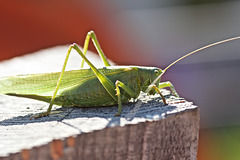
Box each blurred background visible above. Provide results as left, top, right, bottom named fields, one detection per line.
left=0, top=0, right=240, bottom=159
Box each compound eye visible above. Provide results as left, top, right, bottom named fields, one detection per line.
left=154, top=70, right=159, bottom=75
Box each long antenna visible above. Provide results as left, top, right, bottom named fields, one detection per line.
left=163, top=36, right=240, bottom=72
left=145, top=35, right=240, bottom=93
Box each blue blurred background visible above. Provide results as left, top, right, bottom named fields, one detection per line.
left=0, top=1, right=240, bottom=159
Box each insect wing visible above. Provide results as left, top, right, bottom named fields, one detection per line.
left=0, top=67, right=133, bottom=102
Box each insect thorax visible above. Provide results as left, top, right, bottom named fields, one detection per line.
left=137, top=66, right=163, bottom=91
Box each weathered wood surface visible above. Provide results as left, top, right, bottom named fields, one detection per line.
left=0, top=45, right=200, bottom=160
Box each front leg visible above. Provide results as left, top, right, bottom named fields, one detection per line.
left=150, top=85, right=167, bottom=105
left=147, top=81, right=179, bottom=106
left=158, top=81, right=179, bottom=97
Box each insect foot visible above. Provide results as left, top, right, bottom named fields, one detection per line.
left=30, top=112, right=50, bottom=119
left=114, top=112, right=121, bottom=117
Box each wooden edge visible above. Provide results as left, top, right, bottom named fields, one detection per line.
left=1, top=107, right=199, bottom=160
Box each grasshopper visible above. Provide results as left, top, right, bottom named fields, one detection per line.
left=0, top=31, right=239, bottom=118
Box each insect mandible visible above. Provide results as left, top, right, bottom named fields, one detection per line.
left=0, top=31, right=239, bottom=118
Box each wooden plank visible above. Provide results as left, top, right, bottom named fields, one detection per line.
left=0, top=45, right=199, bottom=159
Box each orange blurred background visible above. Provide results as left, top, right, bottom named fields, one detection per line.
left=0, top=1, right=147, bottom=64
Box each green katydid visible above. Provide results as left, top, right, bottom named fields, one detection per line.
left=0, top=30, right=239, bottom=119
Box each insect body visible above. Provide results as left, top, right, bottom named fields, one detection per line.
left=0, top=66, right=174, bottom=108
left=0, top=31, right=239, bottom=118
